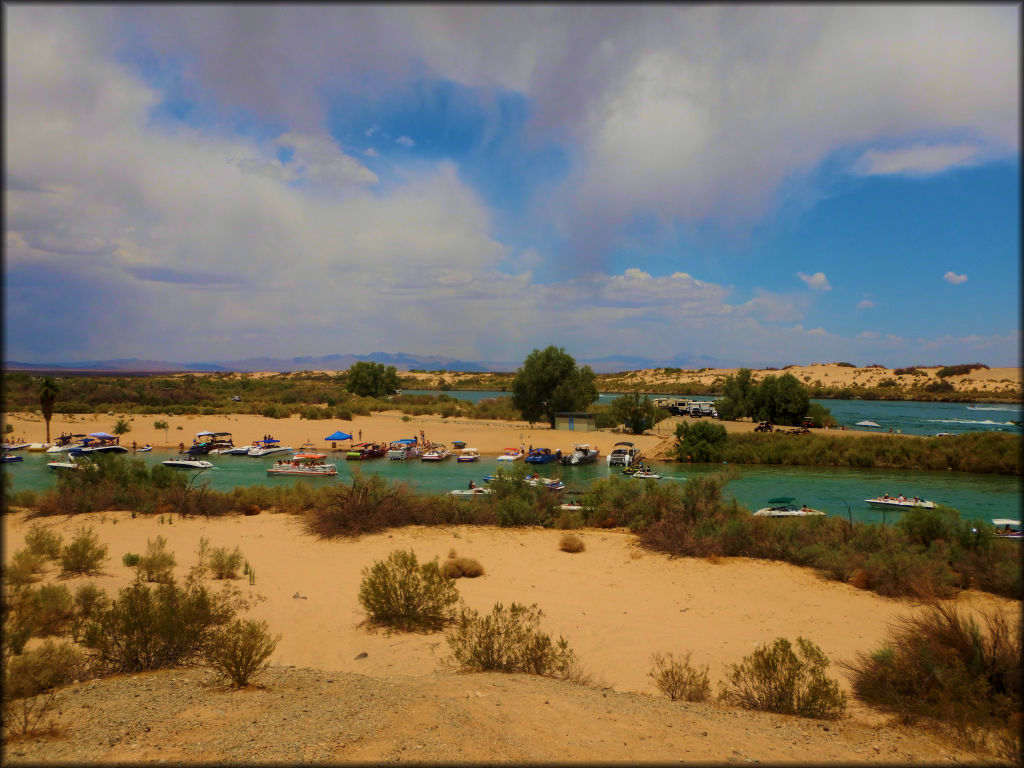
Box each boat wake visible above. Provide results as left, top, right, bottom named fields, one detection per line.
left=929, top=418, right=1021, bottom=426
left=966, top=405, right=1022, bottom=411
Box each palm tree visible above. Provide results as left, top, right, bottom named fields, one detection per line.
left=38, top=377, right=60, bottom=444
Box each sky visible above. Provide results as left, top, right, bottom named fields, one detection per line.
left=4, top=4, right=1021, bottom=369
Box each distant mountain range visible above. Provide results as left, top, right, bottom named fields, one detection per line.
left=5, top=352, right=736, bottom=375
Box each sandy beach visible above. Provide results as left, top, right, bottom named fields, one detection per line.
left=3, top=508, right=1019, bottom=763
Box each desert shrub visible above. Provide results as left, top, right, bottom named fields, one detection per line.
left=73, top=582, right=109, bottom=625
left=844, top=603, right=1021, bottom=742
left=59, top=527, right=108, bottom=577
left=859, top=548, right=957, bottom=599
left=208, top=546, right=244, bottom=579
left=441, top=554, right=485, bottom=579
left=936, top=363, right=989, bottom=378
left=719, top=636, right=846, bottom=719
left=136, top=535, right=176, bottom=583
left=21, top=583, right=76, bottom=637
left=358, top=550, right=459, bottom=631
left=6, top=550, right=47, bottom=587
left=122, top=552, right=141, bottom=567
left=204, top=618, right=279, bottom=687
left=305, top=470, right=420, bottom=537
left=446, top=602, right=584, bottom=681
left=24, top=524, right=64, bottom=559
left=80, top=576, right=235, bottom=673
left=3, top=640, right=86, bottom=736
left=559, top=533, right=585, bottom=553
left=649, top=651, right=712, bottom=702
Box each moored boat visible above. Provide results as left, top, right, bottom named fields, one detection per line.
left=421, top=444, right=452, bottom=462
left=864, top=494, right=936, bottom=510
left=607, top=441, right=640, bottom=467
left=496, top=447, right=523, bottom=462
left=524, top=473, right=565, bottom=492
left=449, top=486, right=492, bottom=497
left=561, top=443, right=599, bottom=465
left=204, top=432, right=237, bottom=455
left=2, top=453, right=24, bottom=463
left=456, top=447, right=480, bottom=462
left=386, top=438, right=420, bottom=460
left=46, top=434, right=88, bottom=453
left=266, top=454, right=337, bottom=477
left=71, top=433, right=129, bottom=455
left=525, top=447, right=562, bottom=464
left=246, top=437, right=294, bottom=457
left=754, top=497, right=826, bottom=517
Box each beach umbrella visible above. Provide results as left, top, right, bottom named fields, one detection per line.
left=855, top=420, right=881, bottom=428
left=324, top=430, right=353, bottom=441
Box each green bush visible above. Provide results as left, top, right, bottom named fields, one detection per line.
left=719, top=636, right=846, bottom=719
left=446, top=602, right=584, bottom=681
left=3, top=640, right=86, bottom=736
left=80, top=577, right=235, bottom=673
left=24, top=524, right=64, bottom=559
left=208, top=546, right=244, bottom=579
left=6, top=549, right=46, bottom=587
left=204, top=618, right=279, bottom=687
left=122, top=552, right=141, bottom=567
left=649, top=651, right=712, bottom=702
left=59, top=527, right=108, bottom=577
left=136, top=535, right=176, bottom=583
left=358, top=550, right=459, bottom=631
left=9, top=583, right=76, bottom=638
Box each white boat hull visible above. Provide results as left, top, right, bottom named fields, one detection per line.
left=162, top=459, right=214, bottom=469
left=864, top=498, right=936, bottom=510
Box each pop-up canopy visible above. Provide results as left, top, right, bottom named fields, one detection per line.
left=324, top=430, right=353, bottom=441
left=89, top=432, right=117, bottom=439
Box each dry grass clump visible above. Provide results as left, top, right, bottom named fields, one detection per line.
left=441, top=550, right=485, bottom=579
left=559, top=533, right=585, bottom=553
left=649, top=651, right=712, bottom=702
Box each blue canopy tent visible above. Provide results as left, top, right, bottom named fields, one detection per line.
left=325, top=430, right=353, bottom=450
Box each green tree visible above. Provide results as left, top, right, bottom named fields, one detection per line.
left=674, top=420, right=728, bottom=462
left=113, top=418, right=131, bottom=436
left=38, top=378, right=60, bottom=444
left=511, top=347, right=597, bottom=427
left=154, top=420, right=169, bottom=443
left=345, top=362, right=400, bottom=398
left=774, top=373, right=810, bottom=426
left=715, top=368, right=755, bottom=421
left=610, top=390, right=658, bottom=435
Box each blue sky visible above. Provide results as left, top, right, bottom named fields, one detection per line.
left=4, top=4, right=1020, bottom=368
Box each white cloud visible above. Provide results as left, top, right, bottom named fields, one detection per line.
left=363, top=148, right=379, bottom=157
left=857, top=299, right=875, bottom=309
left=852, top=142, right=986, bottom=176
left=396, top=136, right=415, bottom=147
left=797, top=271, right=831, bottom=291
left=943, top=271, right=968, bottom=285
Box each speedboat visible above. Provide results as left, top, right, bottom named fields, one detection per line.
left=449, top=487, right=492, bottom=497
left=136, top=444, right=153, bottom=453
left=162, top=458, right=214, bottom=470
left=630, top=470, right=662, bottom=480
left=421, top=444, right=452, bottom=462
left=1, top=453, right=24, bottom=463
left=496, top=447, right=523, bottom=462
left=3, top=442, right=30, bottom=451
left=48, top=456, right=91, bottom=471
left=266, top=454, right=337, bottom=476
left=46, top=434, right=89, bottom=453
left=26, top=443, right=51, bottom=452
left=754, top=497, right=825, bottom=517
left=561, top=444, right=599, bottom=465
left=71, top=434, right=129, bottom=455
left=456, top=447, right=480, bottom=462
left=992, top=519, right=1022, bottom=539
left=204, top=432, right=237, bottom=455
left=525, top=447, right=562, bottom=464
left=246, top=437, right=294, bottom=457
left=864, top=495, right=936, bottom=510
left=607, top=441, right=640, bottom=467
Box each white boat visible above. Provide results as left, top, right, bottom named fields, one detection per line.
left=219, top=446, right=253, bottom=455
left=630, top=471, right=662, bottom=480
left=2, top=453, right=24, bottom=463
left=135, top=445, right=153, bottom=453
left=449, top=487, right=493, bottom=497
left=992, top=519, right=1022, bottom=539
left=48, top=457, right=88, bottom=471
left=754, top=497, right=826, bottom=517
left=26, top=443, right=51, bottom=452
left=607, top=441, right=641, bottom=467
left=246, top=437, right=293, bottom=457
left=561, top=443, right=599, bottom=465
left=864, top=495, right=936, bottom=510
left=524, top=474, right=565, bottom=492
left=456, top=447, right=480, bottom=462
left=162, top=458, right=214, bottom=469
left=3, top=442, right=30, bottom=451
left=496, top=447, right=523, bottom=462
left=266, top=454, right=337, bottom=477
left=421, top=444, right=452, bottom=462
left=203, top=432, right=238, bottom=454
